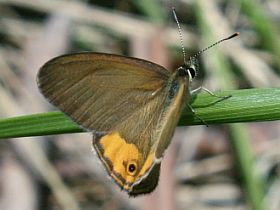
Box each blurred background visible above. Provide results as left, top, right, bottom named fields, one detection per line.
left=0, top=0, right=280, bottom=210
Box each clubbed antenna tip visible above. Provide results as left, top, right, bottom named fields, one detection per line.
left=226, top=32, right=240, bottom=40
left=193, top=32, right=240, bottom=58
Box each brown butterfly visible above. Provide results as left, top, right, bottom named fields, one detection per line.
left=37, top=33, right=239, bottom=196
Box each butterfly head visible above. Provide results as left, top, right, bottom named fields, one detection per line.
left=177, top=56, right=198, bottom=83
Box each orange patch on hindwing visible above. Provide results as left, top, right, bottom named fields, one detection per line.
left=95, top=132, right=155, bottom=190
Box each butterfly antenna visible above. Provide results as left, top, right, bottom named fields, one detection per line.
left=192, top=32, right=240, bottom=58
left=172, top=7, right=187, bottom=64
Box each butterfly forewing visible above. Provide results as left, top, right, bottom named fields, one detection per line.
left=37, top=52, right=170, bottom=132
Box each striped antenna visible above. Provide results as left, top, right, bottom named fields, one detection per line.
left=171, top=5, right=239, bottom=63
left=172, top=7, right=187, bottom=64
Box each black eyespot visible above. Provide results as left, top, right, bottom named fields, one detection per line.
left=128, top=164, right=136, bottom=172
left=126, top=162, right=138, bottom=176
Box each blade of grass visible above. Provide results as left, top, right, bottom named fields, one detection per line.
left=0, top=88, right=280, bottom=139
left=133, top=0, right=167, bottom=24
left=238, top=0, right=280, bottom=70
left=194, top=1, right=266, bottom=210
left=180, top=88, right=280, bottom=125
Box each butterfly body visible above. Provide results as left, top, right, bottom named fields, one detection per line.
left=37, top=52, right=194, bottom=196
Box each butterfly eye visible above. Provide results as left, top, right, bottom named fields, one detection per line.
left=126, top=162, right=138, bottom=176
left=187, top=67, right=196, bottom=79
left=177, top=65, right=196, bottom=79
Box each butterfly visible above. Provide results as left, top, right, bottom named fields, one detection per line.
left=37, top=33, right=239, bottom=196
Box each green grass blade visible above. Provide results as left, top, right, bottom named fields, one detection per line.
left=180, top=88, right=280, bottom=125
left=0, top=112, right=83, bottom=138
left=193, top=1, right=268, bottom=209
left=238, top=0, right=280, bottom=70
left=0, top=88, right=280, bottom=139
left=133, top=0, right=167, bottom=24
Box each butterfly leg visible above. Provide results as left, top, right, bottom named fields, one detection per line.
left=191, top=86, right=230, bottom=98
left=187, top=104, right=208, bottom=126
left=191, top=86, right=231, bottom=102
left=189, top=87, right=231, bottom=126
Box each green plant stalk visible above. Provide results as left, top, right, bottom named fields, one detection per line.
left=229, top=124, right=265, bottom=210
left=0, top=88, right=280, bottom=139
left=238, top=0, right=280, bottom=70
left=133, top=0, right=167, bottom=24
left=194, top=1, right=266, bottom=210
